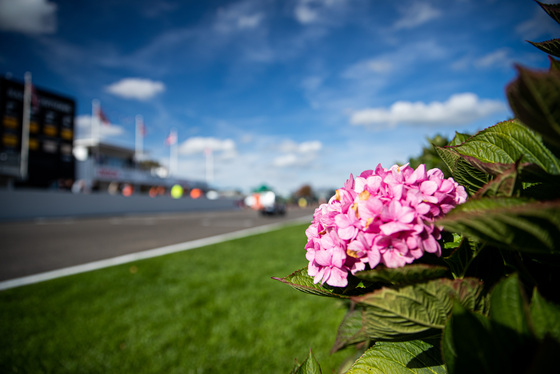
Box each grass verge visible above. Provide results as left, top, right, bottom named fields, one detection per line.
left=0, top=223, right=348, bottom=373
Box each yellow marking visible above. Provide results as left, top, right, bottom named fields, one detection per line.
left=351, top=203, right=359, bottom=219
left=3, top=117, right=18, bottom=128
left=359, top=190, right=370, bottom=200
left=2, top=134, right=18, bottom=147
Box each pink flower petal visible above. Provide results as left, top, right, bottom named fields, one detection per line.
left=380, top=221, right=411, bottom=236
left=407, top=164, right=426, bottom=184
left=439, top=179, right=455, bottom=193
left=331, top=246, right=347, bottom=268
left=367, top=248, right=381, bottom=268
left=326, top=267, right=348, bottom=287
left=314, top=267, right=326, bottom=284
left=422, top=235, right=441, bottom=255
left=420, top=180, right=438, bottom=195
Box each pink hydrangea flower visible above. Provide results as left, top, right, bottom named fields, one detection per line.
left=305, top=163, right=466, bottom=287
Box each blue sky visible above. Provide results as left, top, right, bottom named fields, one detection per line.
left=0, top=0, right=558, bottom=196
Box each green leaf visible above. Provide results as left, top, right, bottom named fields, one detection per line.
left=439, top=120, right=560, bottom=176
left=349, top=278, right=486, bottom=342
left=530, top=288, right=560, bottom=342
left=292, top=350, right=322, bottom=374
left=506, top=66, right=560, bottom=149
left=549, top=55, right=560, bottom=72
left=489, top=274, right=532, bottom=342
left=448, top=132, right=472, bottom=146
left=472, top=163, right=518, bottom=198
left=272, top=268, right=350, bottom=299
left=443, top=277, right=559, bottom=374
left=437, top=198, right=560, bottom=254
left=529, top=39, right=560, bottom=58
left=443, top=236, right=482, bottom=279
left=442, top=303, right=505, bottom=374
left=435, top=145, right=489, bottom=195
left=354, top=263, right=449, bottom=286
left=331, top=307, right=369, bottom=353
left=345, top=337, right=446, bottom=374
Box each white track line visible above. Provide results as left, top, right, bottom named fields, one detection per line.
left=0, top=215, right=311, bottom=291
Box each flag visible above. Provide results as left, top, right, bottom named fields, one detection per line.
left=165, top=129, right=177, bottom=146
left=135, top=115, right=146, bottom=137
left=97, top=106, right=110, bottom=125
left=139, top=120, right=146, bottom=137
left=30, top=84, right=40, bottom=112
left=135, top=115, right=146, bottom=161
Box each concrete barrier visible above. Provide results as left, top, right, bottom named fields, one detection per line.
left=0, top=189, right=239, bottom=221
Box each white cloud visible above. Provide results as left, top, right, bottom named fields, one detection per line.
left=299, top=140, right=322, bottom=153
left=350, top=93, right=506, bottom=127
left=451, top=48, right=516, bottom=72
left=237, top=13, right=264, bottom=29
left=273, top=139, right=323, bottom=167
left=106, top=78, right=165, bottom=101
left=294, top=0, right=349, bottom=25
left=342, top=58, right=394, bottom=79
left=342, top=40, right=446, bottom=82
left=301, top=76, right=323, bottom=91
left=273, top=153, right=300, bottom=167
left=179, top=137, right=236, bottom=156
left=394, top=2, right=441, bottom=30
left=278, top=139, right=322, bottom=153
left=214, top=1, right=265, bottom=33
left=0, top=0, right=57, bottom=34
left=74, top=114, right=125, bottom=139
left=474, top=48, right=513, bottom=69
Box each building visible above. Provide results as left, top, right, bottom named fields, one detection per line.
left=0, top=75, right=75, bottom=188
left=73, top=137, right=208, bottom=196
left=0, top=74, right=208, bottom=196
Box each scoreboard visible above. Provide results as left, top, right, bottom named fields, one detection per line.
left=0, top=77, right=76, bottom=188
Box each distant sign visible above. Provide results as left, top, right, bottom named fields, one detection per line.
left=0, top=77, right=76, bottom=187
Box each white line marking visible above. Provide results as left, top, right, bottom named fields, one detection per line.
left=0, top=215, right=311, bottom=291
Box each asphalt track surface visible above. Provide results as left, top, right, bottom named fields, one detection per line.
left=0, top=207, right=316, bottom=284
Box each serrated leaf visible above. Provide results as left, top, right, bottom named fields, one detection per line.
left=440, top=120, right=560, bottom=176
left=506, top=66, right=560, bottom=149
left=529, top=39, right=560, bottom=58
left=437, top=198, right=560, bottom=253
left=472, top=163, right=518, bottom=198
left=448, top=132, right=472, bottom=146
left=530, top=288, right=560, bottom=342
left=435, top=145, right=489, bottom=195
left=354, top=264, right=449, bottom=286
left=536, top=1, right=560, bottom=25
left=272, top=268, right=350, bottom=299
left=349, top=278, right=486, bottom=342
left=292, top=350, right=322, bottom=374
left=345, top=337, right=445, bottom=374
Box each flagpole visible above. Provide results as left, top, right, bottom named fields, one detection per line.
left=135, top=115, right=143, bottom=162
left=91, top=99, right=100, bottom=143
left=20, top=72, right=31, bottom=180
left=168, top=128, right=177, bottom=176
left=205, top=147, right=213, bottom=184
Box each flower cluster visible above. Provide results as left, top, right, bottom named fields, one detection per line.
left=305, top=163, right=467, bottom=287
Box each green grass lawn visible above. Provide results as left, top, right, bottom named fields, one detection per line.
left=0, top=223, right=349, bottom=373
